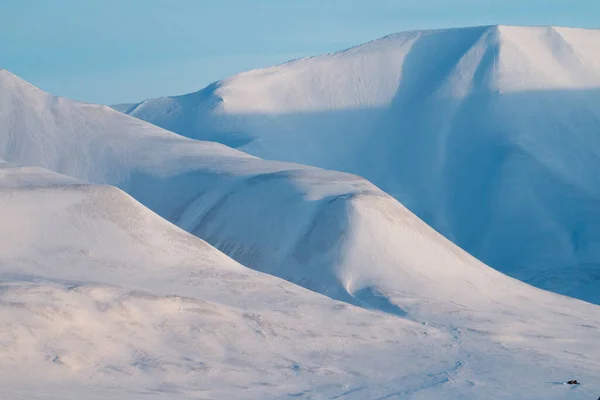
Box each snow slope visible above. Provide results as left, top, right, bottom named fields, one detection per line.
left=0, top=164, right=459, bottom=399
left=118, top=25, right=600, bottom=304
left=2, top=69, right=600, bottom=397
left=0, top=67, right=593, bottom=313
left=1, top=165, right=600, bottom=399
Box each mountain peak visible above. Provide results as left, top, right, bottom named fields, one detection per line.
left=0, top=68, right=31, bottom=84
left=192, top=25, right=598, bottom=115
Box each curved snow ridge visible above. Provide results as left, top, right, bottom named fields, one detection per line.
left=163, top=166, right=588, bottom=327
left=114, top=25, right=600, bottom=305
left=154, top=165, right=600, bottom=374
left=0, top=181, right=247, bottom=285
left=495, top=26, right=600, bottom=91
left=4, top=75, right=600, bottom=398
left=2, top=67, right=599, bottom=311
left=0, top=166, right=472, bottom=399
left=168, top=168, right=385, bottom=304
left=0, top=163, right=83, bottom=187
left=212, top=25, right=600, bottom=111
left=0, top=69, right=263, bottom=184
left=120, top=25, right=600, bottom=120
left=205, top=25, right=498, bottom=112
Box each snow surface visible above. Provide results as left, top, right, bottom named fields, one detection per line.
left=0, top=165, right=455, bottom=399
left=118, top=25, right=600, bottom=304
left=1, top=164, right=600, bottom=399
left=2, top=31, right=600, bottom=397
left=0, top=66, right=592, bottom=317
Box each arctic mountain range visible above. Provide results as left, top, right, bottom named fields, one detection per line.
left=1, top=25, right=600, bottom=399
left=118, top=25, right=600, bottom=305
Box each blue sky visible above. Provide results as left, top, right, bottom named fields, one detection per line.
left=2, top=0, right=599, bottom=104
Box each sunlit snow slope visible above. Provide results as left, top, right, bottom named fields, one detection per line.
left=1, top=144, right=600, bottom=400
left=119, top=25, right=600, bottom=304
left=0, top=164, right=462, bottom=399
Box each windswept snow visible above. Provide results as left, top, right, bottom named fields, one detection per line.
left=118, top=25, right=600, bottom=304
left=1, top=164, right=599, bottom=399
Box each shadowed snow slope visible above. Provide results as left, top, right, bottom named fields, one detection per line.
left=118, top=25, right=600, bottom=304
left=0, top=68, right=595, bottom=313
left=2, top=165, right=600, bottom=399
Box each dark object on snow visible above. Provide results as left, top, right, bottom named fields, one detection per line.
left=566, top=380, right=579, bottom=385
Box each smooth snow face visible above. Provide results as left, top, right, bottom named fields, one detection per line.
left=0, top=166, right=438, bottom=398
left=4, top=165, right=600, bottom=399
left=0, top=162, right=83, bottom=187
left=0, top=70, right=569, bottom=316
left=119, top=25, right=600, bottom=304
left=1, top=66, right=600, bottom=321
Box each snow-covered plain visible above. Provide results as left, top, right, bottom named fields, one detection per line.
left=118, top=25, right=600, bottom=304
left=1, top=25, right=600, bottom=398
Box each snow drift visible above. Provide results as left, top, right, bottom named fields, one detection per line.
left=118, top=25, right=600, bottom=304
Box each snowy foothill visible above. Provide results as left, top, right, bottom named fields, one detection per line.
left=0, top=165, right=451, bottom=398
left=1, top=164, right=600, bottom=399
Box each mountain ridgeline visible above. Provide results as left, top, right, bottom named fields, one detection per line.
left=117, top=25, right=600, bottom=304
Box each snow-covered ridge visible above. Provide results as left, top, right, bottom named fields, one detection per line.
left=120, top=25, right=600, bottom=116
left=0, top=165, right=456, bottom=399
left=0, top=69, right=557, bottom=314
left=1, top=158, right=600, bottom=399
left=1, top=64, right=599, bottom=313
left=116, top=25, right=600, bottom=304
left=3, top=53, right=600, bottom=396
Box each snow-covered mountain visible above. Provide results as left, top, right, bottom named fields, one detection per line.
left=0, top=70, right=511, bottom=313
left=117, top=25, right=600, bottom=304
left=2, top=66, right=598, bottom=313
left=3, top=65, right=600, bottom=397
